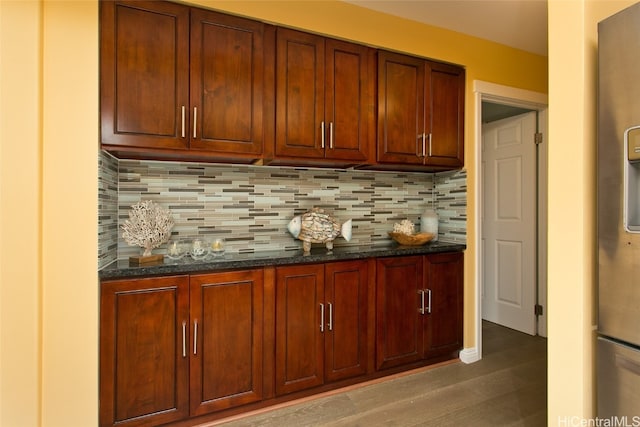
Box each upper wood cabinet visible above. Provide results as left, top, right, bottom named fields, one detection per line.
left=189, top=9, right=269, bottom=158
left=272, top=28, right=375, bottom=166
left=377, top=50, right=465, bottom=171
left=100, top=2, right=466, bottom=171
left=100, top=1, right=272, bottom=162
left=100, top=1, right=189, bottom=151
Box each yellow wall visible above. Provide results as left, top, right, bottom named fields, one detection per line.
left=0, top=1, right=42, bottom=425
left=1, top=0, right=99, bottom=426
left=547, top=0, right=634, bottom=422
left=0, top=1, right=548, bottom=426
left=41, top=1, right=100, bottom=425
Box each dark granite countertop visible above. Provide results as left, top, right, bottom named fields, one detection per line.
left=99, top=241, right=465, bottom=280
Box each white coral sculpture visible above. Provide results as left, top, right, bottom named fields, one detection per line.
left=121, top=200, right=174, bottom=257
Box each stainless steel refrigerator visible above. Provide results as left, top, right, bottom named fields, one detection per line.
left=597, top=3, right=640, bottom=417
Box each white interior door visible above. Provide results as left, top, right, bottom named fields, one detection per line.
left=482, top=111, right=537, bottom=335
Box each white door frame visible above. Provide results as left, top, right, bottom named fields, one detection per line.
left=463, top=81, right=548, bottom=364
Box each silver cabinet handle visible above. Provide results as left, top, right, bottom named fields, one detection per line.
left=417, top=134, right=427, bottom=157
left=193, top=107, right=198, bottom=139
left=427, top=133, right=432, bottom=157
left=426, top=289, right=432, bottom=314
left=329, top=122, right=334, bottom=149
left=418, top=289, right=425, bottom=315
left=181, top=106, right=186, bottom=138
left=193, top=320, right=198, bottom=355
left=321, top=121, right=325, bottom=149
left=320, top=303, right=325, bottom=332
left=328, top=302, right=333, bottom=331
left=182, top=321, right=186, bottom=358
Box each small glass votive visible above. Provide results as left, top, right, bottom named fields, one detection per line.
left=190, top=238, right=209, bottom=260
left=211, top=237, right=225, bottom=256
left=166, top=239, right=187, bottom=260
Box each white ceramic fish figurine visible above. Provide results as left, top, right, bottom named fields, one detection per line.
left=287, top=207, right=352, bottom=253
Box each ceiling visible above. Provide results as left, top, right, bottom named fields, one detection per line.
left=343, top=1, right=548, bottom=56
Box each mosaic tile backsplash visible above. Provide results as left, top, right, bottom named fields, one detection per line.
left=98, top=151, right=466, bottom=268
left=98, top=153, right=119, bottom=268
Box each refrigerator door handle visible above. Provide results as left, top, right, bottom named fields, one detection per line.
left=623, top=126, right=640, bottom=232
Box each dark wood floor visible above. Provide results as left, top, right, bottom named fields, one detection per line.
left=208, top=321, right=547, bottom=426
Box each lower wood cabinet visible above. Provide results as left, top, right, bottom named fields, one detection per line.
left=375, top=256, right=425, bottom=369
left=275, top=260, right=370, bottom=395
left=99, top=252, right=461, bottom=426
left=189, top=270, right=264, bottom=415
left=423, top=252, right=464, bottom=359
left=100, top=270, right=264, bottom=427
left=100, top=275, right=190, bottom=427
left=376, top=252, right=463, bottom=370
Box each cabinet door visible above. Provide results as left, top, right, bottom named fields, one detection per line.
left=324, top=39, right=374, bottom=162
left=189, top=270, right=264, bottom=416
left=425, top=62, right=465, bottom=168
left=100, top=276, right=189, bottom=427
left=324, top=260, right=369, bottom=382
left=375, top=256, right=424, bottom=370
left=275, top=264, right=325, bottom=395
left=190, top=10, right=266, bottom=156
left=275, top=28, right=325, bottom=158
left=423, top=252, right=464, bottom=359
left=100, top=1, right=189, bottom=150
left=377, top=51, right=426, bottom=165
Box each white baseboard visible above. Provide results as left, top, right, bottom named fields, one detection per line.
left=459, top=347, right=480, bottom=364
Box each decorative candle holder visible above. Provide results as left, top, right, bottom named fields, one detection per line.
left=190, top=238, right=209, bottom=260
left=211, top=238, right=225, bottom=256
left=166, top=238, right=187, bottom=260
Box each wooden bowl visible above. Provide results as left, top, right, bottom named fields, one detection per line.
left=388, top=231, right=435, bottom=246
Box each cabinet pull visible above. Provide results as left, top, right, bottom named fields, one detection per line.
left=416, top=134, right=424, bottom=158
left=328, top=302, right=333, bottom=331
left=320, top=303, right=325, bottom=332
left=321, top=121, right=325, bottom=149
left=427, top=133, right=432, bottom=157
left=426, top=289, right=432, bottom=314
left=418, top=289, right=425, bottom=315
left=181, top=106, right=186, bottom=138
left=329, top=122, right=334, bottom=149
left=193, top=320, right=198, bottom=355
left=422, top=133, right=427, bottom=157
left=193, top=107, right=198, bottom=139
left=182, top=321, right=187, bottom=358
